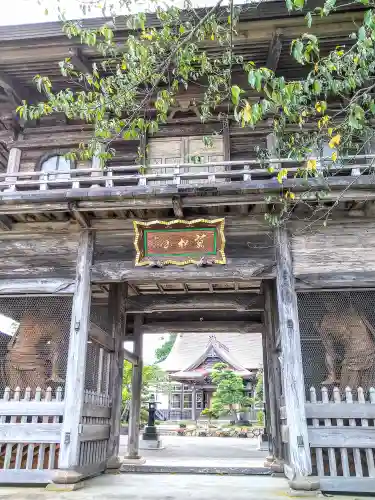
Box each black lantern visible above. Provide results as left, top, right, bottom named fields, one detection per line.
left=143, top=394, right=159, bottom=442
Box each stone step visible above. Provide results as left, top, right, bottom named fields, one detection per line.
left=120, top=465, right=272, bottom=476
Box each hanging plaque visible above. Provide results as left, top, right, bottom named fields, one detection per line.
left=133, top=218, right=226, bottom=266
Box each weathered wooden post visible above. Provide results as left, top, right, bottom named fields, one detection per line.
left=263, top=280, right=283, bottom=469
left=275, top=228, right=317, bottom=491
left=51, top=231, right=94, bottom=490
left=125, top=314, right=145, bottom=463
left=192, top=385, right=197, bottom=421
left=106, top=283, right=128, bottom=472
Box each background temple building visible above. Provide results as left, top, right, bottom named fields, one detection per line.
left=157, top=332, right=263, bottom=420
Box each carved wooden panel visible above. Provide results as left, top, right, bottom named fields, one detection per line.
left=133, top=218, right=226, bottom=266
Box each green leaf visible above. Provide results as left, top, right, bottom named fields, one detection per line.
left=313, top=80, right=322, bottom=94
left=293, top=0, right=305, bottom=10
left=248, top=70, right=256, bottom=87
left=358, top=26, right=366, bottom=41
left=231, top=85, right=242, bottom=105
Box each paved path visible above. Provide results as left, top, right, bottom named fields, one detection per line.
left=120, top=435, right=268, bottom=467
left=0, top=474, right=368, bottom=500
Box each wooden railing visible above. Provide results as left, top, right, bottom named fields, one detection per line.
left=0, top=386, right=63, bottom=483
left=1, top=155, right=375, bottom=192
left=306, top=386, right=375, bottom=493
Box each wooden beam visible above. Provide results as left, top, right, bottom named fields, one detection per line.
left=69, top=48, right=92, bottom=74
left=0, top=215, right=12, bottom=230
left=123, top=347, right=139, bottom=365
left=275, top=227, right=311, bottom=480
left=266, top=31, right=283, bottom=72
left=92, top=258, right=275, bottom=283
left=69, top=202, right=90, bottom=228
left=141, top=321, right=263, bottom=335
left=0, top=278, right=75, bottom=294
left=89, top=322, right=115, bottom=351
left=59, top=231, right=94, bottom=469
left=172, top=196, right=184, bottom=218
left=126, top=293, right=263, bottom=313
left=295, top=272, right=375, bottom=289
left=0, top=423, right=61, bottom=443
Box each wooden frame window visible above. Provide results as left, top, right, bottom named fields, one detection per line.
left=40, top=155, right=73, bottom=181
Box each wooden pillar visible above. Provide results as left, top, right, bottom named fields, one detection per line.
left=106, top=283, right=128, bottom=470
left=127, top=314, right=143, bottom=460
left=261, top=328, right=271, bottom=445
left=192, top=386, right=197, bottom=421
left=275, top=228, right=312, bottom=483
left=266, top=131, right=281, bottom=170
left=223, top=122, right=230, bottom=161
left=181, top=383, right=185, bottom=420
left=263, top=280, right=283, bottom=463
left=58, top=231, right=94, bottom=477
left=5, top=147, right=21, bottom=191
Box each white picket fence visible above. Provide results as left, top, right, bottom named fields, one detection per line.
left=306, top=386, right=375, bottom=493
left=0, top=386, right=64, bottom=483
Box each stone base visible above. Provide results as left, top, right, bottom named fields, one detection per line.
left=140, top=439, right=164, bottom=450
left=270, top=459, right=285, bottom=474
left=122, top=456, right=146, bottom=465
left=51, top=470, right=83, bottom=485
left=46, top=482, right=85, bottom=492
left=289, top=478, right=321, bottom=492
left=288, top=489, right=322, bottom=497
left=106, top=455, right=123, bottom=473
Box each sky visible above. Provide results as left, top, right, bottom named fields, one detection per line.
left=0, top=0, right=235, bottom=26
left=125, top=334, right=168, bottom=365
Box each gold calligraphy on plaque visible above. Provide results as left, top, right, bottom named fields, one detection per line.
left=133, top=219, right=226, bottom=266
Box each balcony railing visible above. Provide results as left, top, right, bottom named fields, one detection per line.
left=1, top=155, right=374, bottom=193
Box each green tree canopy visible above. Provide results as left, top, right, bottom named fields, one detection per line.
left=25, top=0, right=375, bottom=222
left=155, top=334, right=177, bottom=363
left=122, top=360, right=168, bottom=419
left=210, top=362, right=251, bottom=422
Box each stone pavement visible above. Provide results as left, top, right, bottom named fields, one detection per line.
left=119, top=435, right=268, bottom=468
left=0, top=474, right=369, bottom=500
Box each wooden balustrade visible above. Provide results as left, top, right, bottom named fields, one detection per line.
left=304, top=386, right=375, bottom=493
left=0, top=156, right=373, bottom=192
left=0, top=386, right=63, bottom=483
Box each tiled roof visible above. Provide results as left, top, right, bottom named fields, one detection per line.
left=159, top=331, right=263, bottom=372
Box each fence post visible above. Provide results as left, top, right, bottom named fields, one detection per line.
left=275, top=227, right=316, bottom=490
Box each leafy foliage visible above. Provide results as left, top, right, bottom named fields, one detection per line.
left=121, top=360, right=168, bottom=419
left=24, top=0, right=375, bottom=221
left=210, top=362, right=252, bottom=422
left=155, top=334, right=177, bottom=363
left=253, top=370, right=264, bottom=406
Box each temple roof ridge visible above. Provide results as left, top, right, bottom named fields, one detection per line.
left=159, top=331, right=263, bottom=373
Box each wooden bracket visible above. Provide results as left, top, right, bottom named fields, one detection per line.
left=266, top=30, right=283, bottom=72
left=172, top=196, right=184, bottom=218
left=69, top=203, right=90, bottom=228
left=69, top=48, right=92, bottom=75
left=0, top=214, right=12, bottom=231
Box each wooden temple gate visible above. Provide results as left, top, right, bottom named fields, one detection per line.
left=0, top=0, right=375, bottom=493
